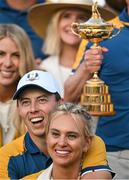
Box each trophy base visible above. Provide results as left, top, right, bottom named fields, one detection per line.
left=81, top=76, right=115, bottom=116
left=82, top=110, right=115, bottom=116
left=81, top=103, right=116, bottom=116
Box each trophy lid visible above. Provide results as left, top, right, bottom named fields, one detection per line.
left=79, top=1, right=113, bottom=28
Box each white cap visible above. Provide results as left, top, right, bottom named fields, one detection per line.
left=13, top=70, right=61, bottom=99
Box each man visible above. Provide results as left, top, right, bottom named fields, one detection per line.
left=64, top=0, right=129, bottom=179
left=0, top=70, right=113, bottom=179
left=0, top=0, right=46, bottom=60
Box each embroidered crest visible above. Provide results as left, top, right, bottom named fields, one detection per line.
left=26, top=72, right=39, bottom=81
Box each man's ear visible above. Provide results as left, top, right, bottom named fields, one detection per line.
left=58, top=98, right=64, bottom=105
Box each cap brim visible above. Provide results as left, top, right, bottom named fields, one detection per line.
left=13, top=84, right=60, bottom=100
left=28, top=2, right=116, bottom=38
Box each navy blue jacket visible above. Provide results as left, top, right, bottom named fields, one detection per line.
left=0, top=0, right=46, bottom=59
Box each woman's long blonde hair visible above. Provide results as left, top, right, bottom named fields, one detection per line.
left=0, top=24, right=36, bottom=139
left=43, top=10, right=65, bottom=56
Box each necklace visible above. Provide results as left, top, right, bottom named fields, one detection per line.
left=51, top=167, right=81, bottom=180
left=50, top=153, right=83, bottom=180
left=51, top=174, right=81, bottom=180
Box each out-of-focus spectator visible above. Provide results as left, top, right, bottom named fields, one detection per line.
left=105, top=0, right=126, bottom=15
left=28, top=0, right=115, bottom=97
left=0, top=24, right=36, bottom=147
left=95, top=0, right=126, bottom=15
left=0, top=0, right=46, bottom=60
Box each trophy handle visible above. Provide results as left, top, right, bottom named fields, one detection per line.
left=109, top=26, right=122, bottom=39
left=71, top=22, right=81, bottom=38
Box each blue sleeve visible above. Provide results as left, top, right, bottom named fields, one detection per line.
left=8, top=156, right=19, bottom=179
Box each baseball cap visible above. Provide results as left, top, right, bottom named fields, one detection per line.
left=13, top=70, right=61, bottom=99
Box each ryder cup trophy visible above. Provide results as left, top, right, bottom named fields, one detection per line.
left=71, top=1, right=117, bottom=116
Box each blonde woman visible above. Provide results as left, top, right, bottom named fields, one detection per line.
left=28, top=0, right=114, bottom=97
left=0, top=24, right=36, bottom=146
left=37, top=103, right=93, bottom=179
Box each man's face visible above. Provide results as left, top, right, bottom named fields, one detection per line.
left=17, top=87, right=59, bottom=138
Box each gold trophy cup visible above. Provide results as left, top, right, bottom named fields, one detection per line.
left=71, top=1, right=117, bottom=116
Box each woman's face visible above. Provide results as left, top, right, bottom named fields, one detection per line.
left=0, top=37, right=20, bottom=87
left=58, top=9, right=87, bottom=46
left=46, top=113, right=90, bottom=167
